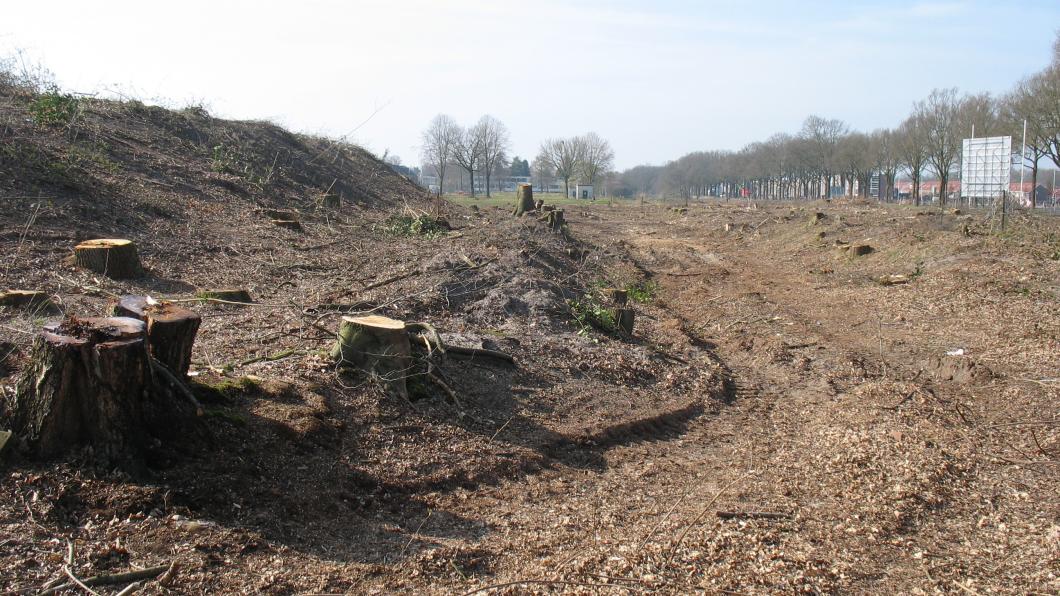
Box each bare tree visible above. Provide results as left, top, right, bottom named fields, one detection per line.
left=1023, top=56, right=1060, bottom=170
left=871, top=128, right=901, bottom=202
left=1004, top=79, right=1054, bottom=208
left=577, top=132, right=615, bottom=187
left=838, top=132, right=872, bottom=197
left=473, top=115, right=509, bottom=198
left=800, top=115, right=849, bottom=198
left=453, top=124, right=484, bottom=197
left=420, top=114, right=460, bottom=196
left=536, top=137, right=583, bottom=197
left=898, top=114, right=929, bottom=205
left=916, top=88, right=964, bottom=206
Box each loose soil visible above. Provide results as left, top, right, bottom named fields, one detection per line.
left=1, top=95, right=1058, bottom=594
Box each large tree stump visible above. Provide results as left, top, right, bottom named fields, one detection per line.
left=513, top=183, right=535, bottom=216
left=73, top=239, right=142, bottom=279
left=7, top=317, right=153, bottom=459
left=112, top=296, right=201, bottom=377
left=331, top=315, right=412, bottom=398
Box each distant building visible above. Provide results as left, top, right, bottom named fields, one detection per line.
left=569, top=184, right=594, bottom=199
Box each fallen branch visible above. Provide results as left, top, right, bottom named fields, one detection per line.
left=115, top=581, right=141, bottom=596
left=459, top=579, right=648, bottom=596
left=427, top=371, right=461, bottom=406
left=363, top=268, right=422, bottom=292
left=445, top=345, right=515, bottom=365
left=665, top=473, right=749, bottom=565
left=41, top=564, right=170, bottom=595
left=716, top=510, right=792, bottom=520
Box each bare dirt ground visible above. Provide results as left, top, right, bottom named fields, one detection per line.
left=1, top=95, right=1058, bottom=594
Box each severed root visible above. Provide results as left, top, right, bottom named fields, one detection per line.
left=407, top=321, right=445, bottom=355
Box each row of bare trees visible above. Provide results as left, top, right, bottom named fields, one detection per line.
left=534, top=133, right=615, bottom=197
left=421, top=114, right=617, bottom=197
left=616, top=35, right=1060, bottom=207
left=421, top=114, right=510, bottom=197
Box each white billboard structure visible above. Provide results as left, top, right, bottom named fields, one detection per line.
left=960, top=136, right=1011, bottom=204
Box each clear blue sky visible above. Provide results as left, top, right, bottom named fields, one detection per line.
left=3, top=0, right=1058, bottom=169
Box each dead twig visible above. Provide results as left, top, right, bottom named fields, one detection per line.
left=665, top=473, right=749, bottom=565
left=716, top=510, right=793, bottom=520
left=62, top=566, right=100, bottom=595
left=40, top=564, right=172, bottom=596
left=459, top=579, right=648, bottom=595
left=363, top=268, right=422, bottom=292
left=446, top=345, right=515, bottom=365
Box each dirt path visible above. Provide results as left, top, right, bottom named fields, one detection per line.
left=416, top=202, right=1058, bottom=594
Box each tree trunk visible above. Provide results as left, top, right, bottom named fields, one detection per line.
left=513, top=183, right=535, bottom=216
left=1030, top=163, right=1039, bottom=209
left=8, top=317, right=152, bottom=459
left=73, top=239, right=142, bottom=279
left=331, top=315, right=412, bottom=399
left=112, top=296, right=201, bottom=377
left=614, top=308, right=635, bottom=336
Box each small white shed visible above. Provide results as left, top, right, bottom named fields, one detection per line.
left=569, top=184, right=594, bottom=199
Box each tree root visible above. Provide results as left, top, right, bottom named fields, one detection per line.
left=150, top=358, right=203, bottom=417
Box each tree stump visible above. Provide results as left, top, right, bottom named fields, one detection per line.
left=73, top=239, right=142, bottom=279
left=601, top=288, right=628, bottom=306
left=541, top=209, right=565, bottom=232
left=196, top=289, right=253, bottom=304
left=331, top=315, right=412, bottom=398
left=112, top=296, right=201, bottom=377
left=7, top=317, right=152, bottom=459
left=513, top=183, right=535, bottom=216
left=614, top=308, right=635, bottom=336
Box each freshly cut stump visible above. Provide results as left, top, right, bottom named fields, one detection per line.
left=73, top=239, right=142, bottom=279
left=9, top=317, right=152, bottom=459
left=112, top=296, right=201, bottom=377
left=196, top=289, right=253, bottom=304
left=331, top=315, right=412, bottom=398
left=513, top=183, right=535, bottom=216
left=614, top=307, right=635, bottom=336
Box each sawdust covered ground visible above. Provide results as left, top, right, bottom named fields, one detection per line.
left=1, top=196, right=1058, bottom=594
